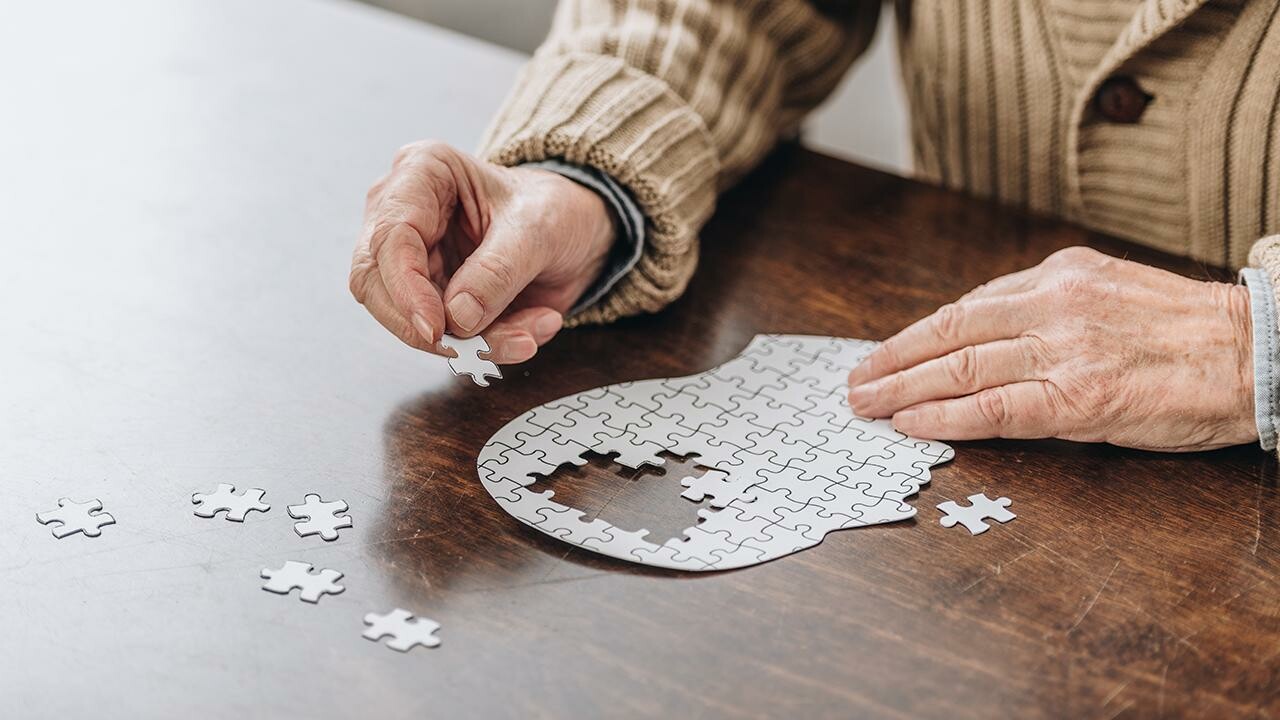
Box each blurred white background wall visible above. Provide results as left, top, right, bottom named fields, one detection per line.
left=360, top=0, right=910, bottom=174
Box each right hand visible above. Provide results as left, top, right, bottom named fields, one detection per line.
left=349, top=141, right=618, bottom=364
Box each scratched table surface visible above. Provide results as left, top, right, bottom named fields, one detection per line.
left=3, top=1, right=1279, bottom=718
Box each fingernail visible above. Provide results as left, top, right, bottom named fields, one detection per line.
left=504, top=335, right=537, bottom=363
left=411, top=314, right=435, bottom=344
left=848, top=362, right=871, bottom=386
left=892, top=409, right=920, bottom=432
left=447, top=292, right=483, bottom=333
left=847, top=383, right=875, bottom=412
left=534, top=312, right=562, bottom=341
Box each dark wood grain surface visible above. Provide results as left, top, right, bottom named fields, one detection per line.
left=4, top=2, right=1278, bottom=719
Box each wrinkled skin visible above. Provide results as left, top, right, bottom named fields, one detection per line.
left=847, top=247, right=1258, bottom=452
left=349, top=141, right=616, bottom=364
left=349, top=144, right=1258, bottom=452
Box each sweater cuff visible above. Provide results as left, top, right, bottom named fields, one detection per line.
left=522, top=159, right=647, bottom=317
left=479, top=52, right=718, bottom=325
left=1240, top=267, right=1279, bottom=451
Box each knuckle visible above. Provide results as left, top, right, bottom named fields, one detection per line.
left=945, top=345, right=981, bottom=388
left=883, top=370, right=909, bottom=400
left=1019, top=333, right=1054, bottom=373
left=1050, top=269, right=1100, bottom=301
left=1045, top=245, right=1103, bottom=269
left=348, top=257, right=373, bottom=303
left=931, top=303, right=966, bottom=342
left=974, top=387, right=1012, bottom=428
left=956, top=282, right=988, bottom=303
left=870, top=342, right=902, bottom=375
left=393, top=139, right=446, bottom=165
left=474, top=251, right=518, bottom=291
left=348, top=273, right=366, bottom=303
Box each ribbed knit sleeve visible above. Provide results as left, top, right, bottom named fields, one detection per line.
left=479, top=0, right=882, bottom=324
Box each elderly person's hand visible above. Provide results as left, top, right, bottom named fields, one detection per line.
left=349, top=141, right=616, bottom=364
left=847, top=247, right=1258, bottom=452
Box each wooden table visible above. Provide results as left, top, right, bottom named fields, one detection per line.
left=3, top=1, right=1277, bottom=718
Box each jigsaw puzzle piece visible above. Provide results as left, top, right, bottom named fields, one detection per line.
left=260, top=560, right=345, bottom=603
left=580, top=525, right=660, bottom=559
left=479, top=444, right=561, bottom=487
left=587, top=428, right=666, bottom=469
left=35, top=497, right=116, bottom=539
left=512, top=427, right=592, bottom=466
left=363, top=608, right=441, bottom=651
left=191, top=484, right=270, bottom=522
left=439, top=334, right=502, bottom=386
left=525, top=395, right=591, bottom=433
left=938, top=493, right=1016, bottom=535
left=679, top=468, right=760, bottom=508
left=287, top=493, right=353, bottom=542
left=662, top=428, right=745, bottom=468
left=532, top=506, right=615, bottom=546
left=710, top=357, right=791, bottom=398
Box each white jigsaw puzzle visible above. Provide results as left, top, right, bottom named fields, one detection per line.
left=287, top=493, right=353, bottom=541
left=260, top=560, right=345, bottom=603
left=36, top=497, right=116, bottom=538
left=937, top=493, right=1016, bottom=535
left=192, top=483, right=270, bottom=522
left=439, top=334, right=501, bottom=387
left=363, top=608, right=441, bottom=652
left=476, top=334, right=955, bottom=571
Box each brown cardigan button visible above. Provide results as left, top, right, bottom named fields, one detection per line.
left=1094, top=76, right=1152, bottom=123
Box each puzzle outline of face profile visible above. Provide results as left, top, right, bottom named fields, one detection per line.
left=363, top=608, right=441, bottom=652
left=260, top=560, right=345, bottom=603
left=476, top=334, right=955, bottom=571
left=192, top=483, right=270, bottom=522
left=36, top=497, right=116, bottom=538
left=287, top=493, right=353, bottom=541
left=440, top=334, right=502, bottom=387
left=937, top=493, right=1016, bottom=535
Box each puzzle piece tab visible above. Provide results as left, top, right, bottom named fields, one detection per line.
left=937, top=493, right=1016, bottom=535
left=439, top=334, right=501, bottom=387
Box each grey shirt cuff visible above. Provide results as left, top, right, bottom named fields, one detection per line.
left=522, top=159, right=647, bottom=317
left=1241, top=267, right=1279, bottom=451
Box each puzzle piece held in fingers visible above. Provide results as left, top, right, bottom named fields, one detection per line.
left=440, top=334, right=502, bottom=387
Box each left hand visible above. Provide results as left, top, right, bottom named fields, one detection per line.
left=846, top=246, right=1258, bottom=452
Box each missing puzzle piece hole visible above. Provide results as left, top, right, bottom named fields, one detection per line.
left=525, top=450, right=723, bottom=545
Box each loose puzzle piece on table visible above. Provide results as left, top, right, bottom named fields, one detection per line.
left=36, top=498, right=116, bottom=538
left=260, top=560, right=345, bottom=603
left=363, top=608, right=441, bottom=652
left=476, top=334, right=955, bottom=571
left=439, top=334, right=501, bottom=387
left=937, top=493, right=1015, bottom=535
left=287, top=493, right=353, bottom=541
left=192, top=483, right=270, bottom=522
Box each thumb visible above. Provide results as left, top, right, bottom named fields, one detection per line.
left=443, top=222, right=546, bottom=336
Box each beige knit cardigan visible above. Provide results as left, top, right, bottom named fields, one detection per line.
left=479, top=0, right=1280, bottom=324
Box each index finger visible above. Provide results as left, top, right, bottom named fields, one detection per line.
left=848, top=294, right=1039, bottom=387
left=373, top=221, right=446, bottom=344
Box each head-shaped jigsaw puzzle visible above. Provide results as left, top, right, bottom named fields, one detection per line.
left=477, top=335, right=954, bottom=571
